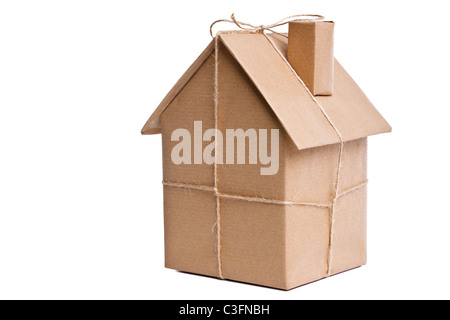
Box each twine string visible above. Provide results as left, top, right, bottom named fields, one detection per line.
left=213, top=36, right=224, bottom=279
left=162, top=180, right=367, bottom=207
left=210, top=13, right=325, bottom=38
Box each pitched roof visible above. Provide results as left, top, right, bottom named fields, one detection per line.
left=142, top=32, right=391, bottom=150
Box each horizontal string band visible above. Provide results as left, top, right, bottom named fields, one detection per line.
left=162, top=180, right=368, bottom=208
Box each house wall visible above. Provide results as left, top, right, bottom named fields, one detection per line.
left=284, top=138, right=367, bottom=203
left=285, top=138, right=368, bottom=288
left=328, top=138, right=368, bottom=275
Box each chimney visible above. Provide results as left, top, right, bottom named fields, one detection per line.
left=287, top=21, right=335, bottom=96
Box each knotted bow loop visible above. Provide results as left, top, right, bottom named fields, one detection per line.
left=210, top=13, right=325, bottom=38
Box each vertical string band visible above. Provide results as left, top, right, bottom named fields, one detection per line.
left=214, top=35, right=224, bottom=280
left=326, top=142, right=344, bottom=276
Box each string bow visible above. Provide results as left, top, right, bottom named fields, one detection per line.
left=210, top=13, right=325, bottom=38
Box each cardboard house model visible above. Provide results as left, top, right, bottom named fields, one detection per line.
left=141, top=20, right=391, bottom=290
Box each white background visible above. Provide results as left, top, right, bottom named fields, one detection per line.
left=0, top=0, right=449, bottom=300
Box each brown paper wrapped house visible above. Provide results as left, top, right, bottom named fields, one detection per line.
left=141, top=17, right=391, bottom=290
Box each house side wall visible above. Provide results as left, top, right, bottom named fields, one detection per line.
left=285, top=141, right=340, bottom=204
left=285, top=138, right=368, bottom=288
left=329, top=138, right=368, bottom=275
left=284, top=138, right=367, bottom=203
